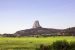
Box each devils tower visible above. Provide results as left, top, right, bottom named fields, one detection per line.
left=33, top=20, right=42, bottom=28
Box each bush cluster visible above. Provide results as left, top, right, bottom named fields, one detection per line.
left=36, top=41, right=75, bottom=50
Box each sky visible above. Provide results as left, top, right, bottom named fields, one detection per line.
left=0, top=0, right=75, bottom=34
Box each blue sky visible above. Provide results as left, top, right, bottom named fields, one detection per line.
left=0, top=0, right=75, bottom=34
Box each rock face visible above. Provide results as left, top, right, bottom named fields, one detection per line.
left=33, top=20, right=42, bottom=28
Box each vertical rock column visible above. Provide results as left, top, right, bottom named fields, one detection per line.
left=33, top=20, right=42, bottom=28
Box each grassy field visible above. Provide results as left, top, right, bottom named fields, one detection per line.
left=0, top=36, right=75, bottom=50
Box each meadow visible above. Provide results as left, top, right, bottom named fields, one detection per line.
left=0, top=36, right=75, bottom=50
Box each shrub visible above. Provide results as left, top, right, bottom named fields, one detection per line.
left=36, top=44, right=51, bottom=50
left=69, top=42, right=75, bottom=50
left=36, top=41, right=75, bottom=50
left=51, top=40, right=69, bottom=50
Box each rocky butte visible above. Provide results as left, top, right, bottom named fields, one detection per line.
left=33, top=20, right=42, bottom=28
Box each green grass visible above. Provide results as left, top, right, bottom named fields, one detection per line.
left=0, top=36, right=75, bottom=50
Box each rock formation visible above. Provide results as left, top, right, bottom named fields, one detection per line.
left=33, top=20, right=42, bottom=28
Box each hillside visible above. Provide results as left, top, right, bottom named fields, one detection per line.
left=14, top=27, right=62, bottom=36
left=14, top=20, right=75, bottom=36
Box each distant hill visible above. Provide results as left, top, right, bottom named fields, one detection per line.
left=2, top=20, right=75, bottom=37
left=14, top=27, right=75, bottom=37
left=63, top=27, right=75, bottom=36
left=14, top=27, right=62, bottom=36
